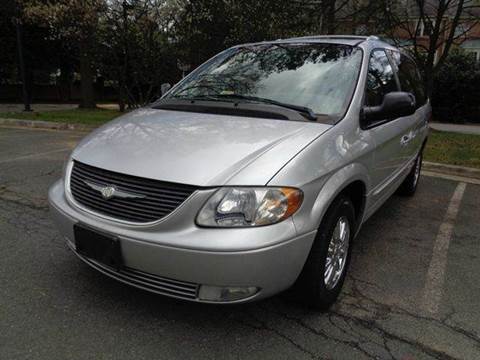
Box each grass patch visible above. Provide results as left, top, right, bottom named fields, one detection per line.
left=425, top=130, right=480, bottom=169
left=0, top=108, right=122, bottom=125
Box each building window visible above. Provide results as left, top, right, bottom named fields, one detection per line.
left=466, top=50, right=480, bottom=62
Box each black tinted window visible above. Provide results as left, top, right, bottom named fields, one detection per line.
left=389, top=51, right=426, bottom=106
left=366, top=49, right=398, bottom=106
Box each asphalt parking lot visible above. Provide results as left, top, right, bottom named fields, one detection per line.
left=1, top=126, right=480, bottom=360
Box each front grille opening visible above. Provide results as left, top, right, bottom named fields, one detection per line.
left=69, top=160, right=198, bottom=223
left=79, top=253, right=199, bottom=300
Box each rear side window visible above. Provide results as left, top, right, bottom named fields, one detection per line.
left=365, top=49, right=398, bottom=107
left=388, top=51, right=426, bottom=106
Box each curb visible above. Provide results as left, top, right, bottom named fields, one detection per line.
left=429, top=122, right=480, bottom=136
left=0, top=118, right=97, bottom=131
left=423, top=161, right=480, bottom=180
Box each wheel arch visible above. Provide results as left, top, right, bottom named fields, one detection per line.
left=293, top=162, right=370, bottom=236
left=421, top=136, right=428, bottom=152
left=338, top=180, right=367, bottom=231
left=291, top=167, right=368, bottom=309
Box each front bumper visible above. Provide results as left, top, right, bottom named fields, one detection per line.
left=48, top=180, right=316, bottom=303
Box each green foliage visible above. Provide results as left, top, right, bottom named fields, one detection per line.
left=98, top=0, right=179, bottom=107
left=172, top=0, right=231, bottom=66
left=0, top=108, right=121, bottom=125
left=171, top=0, right=321, bottom=69
left=432, top=49, right=480, bottom=123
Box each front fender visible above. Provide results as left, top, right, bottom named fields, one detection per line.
left=290, top=162, right=371, bottom=236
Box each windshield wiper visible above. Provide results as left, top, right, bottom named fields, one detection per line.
left=212, top=94, right=318, bottom=121
left=159, top=93, right=319, bottom=122
left=171, top=95, right=223, bottom=102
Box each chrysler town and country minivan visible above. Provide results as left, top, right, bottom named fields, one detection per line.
left=49, top=35, right=430, bottom=309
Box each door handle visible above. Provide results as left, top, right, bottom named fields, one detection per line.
left=400, top=135, right=411, bottom=146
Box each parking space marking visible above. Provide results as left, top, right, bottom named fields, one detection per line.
left=421, top=182, right=467, bottom=317
left=422, top=170, right=480, bottom=185
left=0, top=148, right=72, bottom=164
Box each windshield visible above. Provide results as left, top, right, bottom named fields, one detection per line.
left=166, top=43, right=363, bottom=118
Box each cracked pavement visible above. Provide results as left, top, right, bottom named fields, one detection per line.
left=1, top=126, right=480, bottom=360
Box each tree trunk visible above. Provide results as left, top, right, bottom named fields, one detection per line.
left=79, top=43, right=96, bottom=109
left=326, top=1, right=336, bottom=34
left=118, top=80, right=126, bottom=112
left=15, top=21, right=32, bottom=112
left=59, top=63, right=73, bottom=102
left=424, top=67, right=435, bottom=99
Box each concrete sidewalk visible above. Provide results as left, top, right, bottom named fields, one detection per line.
left=430, top=122, right=480, bottom=135
left=0, top=103, right=119, bottom=112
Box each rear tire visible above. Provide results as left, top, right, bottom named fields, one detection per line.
left=294, top=195, right=355, bottom=310
left=397, top=151, right=422, bottom=196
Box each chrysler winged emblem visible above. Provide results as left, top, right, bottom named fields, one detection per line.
left=83, top=180, right=146, bottom=200
left=100, top=186, right=116, bottom=199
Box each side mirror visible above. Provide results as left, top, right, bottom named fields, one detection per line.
left=363, top=92, right=416, bottom=124
left=161, top=83, right=172, bottom=96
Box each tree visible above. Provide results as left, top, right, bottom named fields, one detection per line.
left=0, top=1, right=18, bottom=86
left=23, top=0, right=107, bottom=108
left=171, top=0, right=325, bottom=69
left=375, top=0, right=480, bottom=96
left=299, top=0, right=359, bottom=35
left=2, top=0, right=65, bottom=108
left=1, top=0, right=31, bottom=110
left=432, top=48, right=480, bottom=122
left=98, top=0, right=179, bottom=109
left=171, top=0, right=231, bottom=67
left=226, top=0, right=306, bottom=43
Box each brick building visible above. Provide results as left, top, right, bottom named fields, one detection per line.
left=384, top=0, right=480, bottom=62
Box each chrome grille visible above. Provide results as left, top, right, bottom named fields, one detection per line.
left=69, top=160, right=197, bottom=223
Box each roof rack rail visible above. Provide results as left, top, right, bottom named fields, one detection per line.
left=288, top=35, right=370, bottom=41
left=283, top=35, right=383, bottom=43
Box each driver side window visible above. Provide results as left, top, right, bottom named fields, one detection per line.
left=366, top=49, right=398, bottom=107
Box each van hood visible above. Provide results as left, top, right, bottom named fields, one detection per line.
left=72, top=108, right=331, bottom=186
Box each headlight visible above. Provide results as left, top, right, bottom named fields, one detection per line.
left=196, top=187, right=303, bottom=227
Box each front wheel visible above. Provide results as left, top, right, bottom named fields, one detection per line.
left=294, top=195, right=355, bottom=310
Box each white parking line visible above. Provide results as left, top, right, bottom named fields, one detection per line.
left=0, top=148, right=71, bottom=164
left=422, top=170, right=480, bottom=185
left=421, top=182, right=467, bottom=317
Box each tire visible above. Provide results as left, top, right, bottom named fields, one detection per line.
left=397, top=151, right=422, bottom=196
left=294, top=195, right=355, bottom=310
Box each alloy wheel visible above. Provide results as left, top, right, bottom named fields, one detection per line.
left=324, top=216, right=350, bottom=290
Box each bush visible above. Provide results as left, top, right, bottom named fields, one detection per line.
left=431, top=49, right=480, bottom=123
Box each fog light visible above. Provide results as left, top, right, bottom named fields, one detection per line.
left=198, top=285, right=259, bottom=302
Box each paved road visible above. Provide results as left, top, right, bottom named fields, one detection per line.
left=430, top=122, right=480, bottom=135
left=1, top=126, right=480, bottom=360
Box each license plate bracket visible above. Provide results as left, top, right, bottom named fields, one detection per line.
left=74, top=224, right=123, bottom=270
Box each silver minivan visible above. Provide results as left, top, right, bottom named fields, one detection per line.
left=49, top=35, right=430, bottom=309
